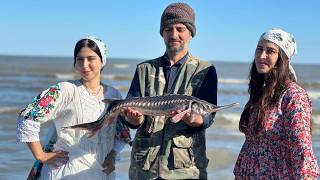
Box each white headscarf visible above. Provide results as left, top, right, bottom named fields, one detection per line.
left=259, top=28, right=298, bottom=81
left=83, top=36, right=107, bottom=67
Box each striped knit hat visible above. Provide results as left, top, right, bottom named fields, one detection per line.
left=160, top=2, right=196, bottom=37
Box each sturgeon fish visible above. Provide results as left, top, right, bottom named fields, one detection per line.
left=65, top=94, right=239, bottom=136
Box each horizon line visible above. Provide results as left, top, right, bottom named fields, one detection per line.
left=0, top=54, right=318, bottom=65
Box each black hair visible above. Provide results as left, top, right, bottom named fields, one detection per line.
left=73, top=39, right=103, bottom=67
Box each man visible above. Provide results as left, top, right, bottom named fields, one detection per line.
left=121, top=2, right=217, bottom=179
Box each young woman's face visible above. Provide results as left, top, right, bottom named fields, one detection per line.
left=75, top=47, right=102, bottom=82
left=254, top=40, right=280, bottom=76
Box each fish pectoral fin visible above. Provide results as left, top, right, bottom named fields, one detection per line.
left=171, top=109, right=191, bottom=123
left=105, top=112, right=120, bottom=125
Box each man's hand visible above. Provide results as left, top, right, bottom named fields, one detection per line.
left=102, top=150, right=116, bottom=174
left=170, top=110, right=204, bottom=127
left=120, top=107, right=144, bottom=126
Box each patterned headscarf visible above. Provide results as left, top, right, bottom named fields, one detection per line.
left=259, top=28, right=298, bottom=80
left=84, top=36, right=107, bottom=67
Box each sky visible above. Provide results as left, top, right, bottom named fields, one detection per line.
left=1, top=0, right=320, bottom=64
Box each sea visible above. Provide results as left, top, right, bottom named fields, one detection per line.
left=0, top=55, right=319, bottom=179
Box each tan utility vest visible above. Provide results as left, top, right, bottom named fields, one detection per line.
left=129, top=54, right=212, bottom=179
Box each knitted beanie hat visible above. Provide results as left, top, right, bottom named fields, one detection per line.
left=160, top=2, right=196, bottom=37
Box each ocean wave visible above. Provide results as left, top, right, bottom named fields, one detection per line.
left=312, top=116, right=320, bottom=135
left=112, top=64, right=130, bottom=69
left=218, top=78, right=248, bottom=84
left=312, top=115, right=320, bottom=126
left=54, top=73, right=133, bottom=81
left=216, top=112, right=241, bottom=124
left=218, top=78, right=320, bottom=89
left=307, top=90, right=320, bottom=100
left=0, top=106, right=19, bottom=113
left=216, top=112, right=320, bottom=124
left=113, top=86, right=129, bottom=92
left=212, top=112, right=243, bottom=137
left=301, top=82, right=320, bottom=89
left=218, top=89, right=248, bottom=95
left=55, top=73, right=75, bottom=80
left=101, top=74, right=133, bottom=81
left=215, top=112, right=320, bottom=136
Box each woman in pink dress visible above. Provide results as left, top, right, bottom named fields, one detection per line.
left=233, top=28, right=319, bottom=179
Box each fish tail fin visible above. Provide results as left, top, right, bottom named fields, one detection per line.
left=63, top=118, right=105, bottom=137
left=210, top=102, right=240, bottom=113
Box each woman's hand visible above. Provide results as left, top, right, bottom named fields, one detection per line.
left=27, top=142, right=69, bottom=168
left=38, top=151, right=69, bottom=168
left=102, top=150, right=116, bottom=174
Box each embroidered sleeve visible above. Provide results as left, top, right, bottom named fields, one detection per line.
left=16, top=84, right=62, bottom=142
left=282, top=86, right=320, bottom=178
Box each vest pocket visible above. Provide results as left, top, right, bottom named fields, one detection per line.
left=172, top=135, right=194, bottom=169
left=132, top=137, right=159, bottom=171
left=133, top=146, right=150, bottom=170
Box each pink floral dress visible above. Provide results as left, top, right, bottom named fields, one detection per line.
left=234, top=83, right=319, bottom=179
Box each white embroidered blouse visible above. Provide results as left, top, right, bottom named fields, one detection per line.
left=16, top=80, right=130, bottom=179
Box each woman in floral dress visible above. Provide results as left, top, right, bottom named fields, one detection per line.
left=16, top=37, right=131, bottom=180
left=233, top=28, right=319, bottom=179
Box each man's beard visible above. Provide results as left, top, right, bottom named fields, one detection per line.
left=165, top=43, right=185, bottom=54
